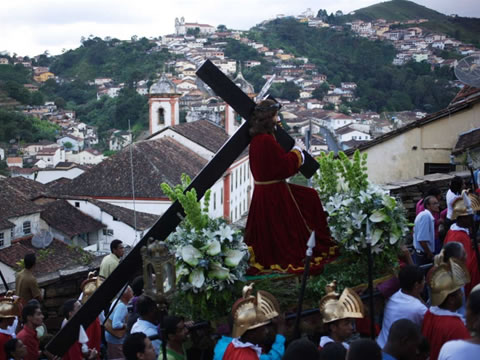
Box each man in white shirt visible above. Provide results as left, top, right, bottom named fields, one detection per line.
left=413, top=196, right=439, bottom=265
left=377, top=265, right=427, bottom=348
left=130, top=295, right=161, bottom=356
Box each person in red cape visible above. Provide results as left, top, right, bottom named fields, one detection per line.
left=245, top=99, right=336, bottom=274
left=0, top=295, right=21, bottom=360
left=443, top=191, right=480, bottom=297
left=213, top=283, right=285, bottom=360
left=80, top=273, right=103, bottom=358
left=422, top=258, right=471, bottom=360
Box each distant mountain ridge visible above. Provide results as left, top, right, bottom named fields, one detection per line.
left=343, top=0, right=480, bottom=47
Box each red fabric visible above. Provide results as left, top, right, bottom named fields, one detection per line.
left=63, top=342, right=83, bottom=360
left=86, top=317, right=101, bottom=357
left=356, top=317, right=380, bottom=337
left=444, top=230, right=480, bottom=296
left=421, top=310, right=470, bottom=360
left=0, top=333, right=12, bottom=360
left=223, top=343, right=258, bottom=360
left=245, top=134, right=337, bottom=274
left=17, top=325, right=39, bottom=360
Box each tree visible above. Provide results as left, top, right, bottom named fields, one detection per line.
left=312, top=83, right=329, bottom=100
left=217, top=24, right=227, bottom=32
left=281, top=81, right=300, bottom=102
left=323, top=103, right=335, bottom=110
left=63, top=141, right=73, bottom=149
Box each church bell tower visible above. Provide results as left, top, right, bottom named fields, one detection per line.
left=148, top=73, right=181, bottom=135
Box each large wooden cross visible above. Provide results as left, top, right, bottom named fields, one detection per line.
left=45, top=60, right=319, bottom=355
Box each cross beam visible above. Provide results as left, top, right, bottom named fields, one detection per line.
left=196, top=60, right=319, bottom=178
left=45, top=60, right=318, bottom=355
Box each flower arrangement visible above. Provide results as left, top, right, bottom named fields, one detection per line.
left=314, top=151, right=410, bottom=254
left=161, top=174, right=249, bottom=320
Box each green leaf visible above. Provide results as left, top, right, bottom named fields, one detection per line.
left=369, top=211, right=387, bottom=223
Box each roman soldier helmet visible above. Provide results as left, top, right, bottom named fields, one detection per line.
left=80, top=271, right=103, bottom=304
left=430, top=258, right=470, bottom=306
left=319, top=281, right=364, bottom=323
left=0, top=292, right=21, bottom=319
left=451, top=190, right=480, bottom=220
left=231, top=283, right=280, bottom=338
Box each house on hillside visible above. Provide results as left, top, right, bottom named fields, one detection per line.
left=109, top=130, right=132, bottom=151
left=344, top=87, right=480, bottom=184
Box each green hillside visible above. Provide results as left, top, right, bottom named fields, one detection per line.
left=344, top=0, right=446, bottom=22
left=343, top=0, right=480, bottom=47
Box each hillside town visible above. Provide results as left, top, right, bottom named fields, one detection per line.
left=1, top=3, right=480, bottom=360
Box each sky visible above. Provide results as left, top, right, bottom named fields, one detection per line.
left=0, top=0, right=478, bottom=57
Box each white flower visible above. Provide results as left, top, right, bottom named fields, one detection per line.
left=215, top=224, right=234, bottom=242
left=189, top=268, right=205, bottom=288
left=351, top=211, right=367, bottom=229
left=202, top=239, right=221, bottom=256
left=181, top=245, right=202, bottom=266
left=328, top=194, right=345, bottom=211
left=224, top=249, right=245, bottom=267
left=208, top=262, right=230, bottom=280
left=359, top=190, right=372, bottom=203
left=202, top=228, right=216, bottom=241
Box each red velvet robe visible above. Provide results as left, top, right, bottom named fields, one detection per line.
left=421, top=309, right=470, bottom=360
left=245, top=133, right=336, bottom=274
left=223, top=343, right=258, bottom=360
left=85, top=318, right=101, bottom=358
left=0, top=333, right=12, bottom=360
left=444, top=229, right=480, bottom=296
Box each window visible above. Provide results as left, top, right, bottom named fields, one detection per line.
left=113, top=216, right=119, bottom=221
left=11, top=227, right=14, bottom=239
left=75, top=202, right=80, bottom=208
left=424, top=163, right=455, bottom=175
left=213, top=193, right=216, bottom=211
left=158, top=108, right=165, bottom=125
left=221, top=191, right=223, bottom=205
left=23, top=221, right=31, bottom=235
left=0, top=233, right=4, bottom=247
left=103, top=229, right=114, bottom=236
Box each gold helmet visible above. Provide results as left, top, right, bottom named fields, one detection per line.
left=231, top=283, right=280, bottom=338
left=451, top=190, right=480, bottom=220
left=0, top=292, right=21, bottom=319
left=80, top=271, right=104, bottom=304
left=430, top=258, right=470, bottom=306
left=319, top=281, right=364, bottom=324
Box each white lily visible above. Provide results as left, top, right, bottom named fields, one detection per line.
left=224, top=249, right=245, bottom=267
left=208, top=262, right=230, bottom=280
left=359, top=190, right=372, bottom=203
left=189, top=268, right=205, bottom=288
left=215, top=224, right=234, bottom=242
left=351, top=211, right=367, bottom=229
left=202, top=228, right=217, bottom=241
left=181, top=245, right=202, bottom=266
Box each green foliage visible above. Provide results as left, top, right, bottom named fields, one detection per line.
left=63, top=141, right=73, bottom=149
left=50, top=36, right=172, bottom=83
left=161, top=174, right=211, bottom=232
left=0, top=109, right=59, bottom=143
left=306, top=251, right=399, bottom=299
left=312, top=83, right=329, bottom=100
left=270, top=81, right=300, bottom=102
left=74, top=87, right=148, bottom=134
